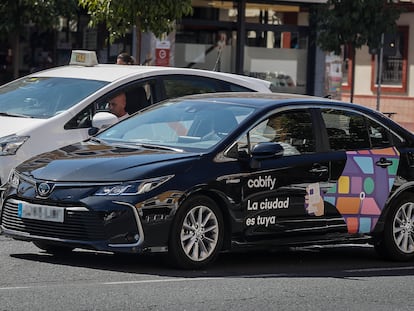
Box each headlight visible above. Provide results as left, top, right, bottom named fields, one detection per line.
left=94, top=175, right=174, bottom=196
left=7, top=170, right=20, bottom=189
left=0, top=134, right=29, bottom=156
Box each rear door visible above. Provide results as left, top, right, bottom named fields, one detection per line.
left=320, top=108, right=401, bottom=235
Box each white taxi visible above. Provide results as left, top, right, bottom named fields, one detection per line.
left=0, top=50, right=272, bottom=185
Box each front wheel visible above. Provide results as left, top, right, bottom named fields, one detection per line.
left=168, top=195, right=224, bottom=269
left=375, top=194, right=414, bottom=261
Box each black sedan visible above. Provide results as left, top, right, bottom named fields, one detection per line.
left=1, top=93, right=414, bottom=269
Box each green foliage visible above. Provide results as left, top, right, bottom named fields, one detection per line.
left=313, top=0, right=402, bottom=54
left=78, top=0, right=193, bottom=42
left=0, top=0, right=78, bottom=38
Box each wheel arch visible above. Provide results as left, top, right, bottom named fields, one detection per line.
left=374, top=183, right=414, bottom=233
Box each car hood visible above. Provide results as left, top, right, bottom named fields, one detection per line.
left=0, top=116, right=46, bottom=137
left=17, top=141, right=202, bottom=182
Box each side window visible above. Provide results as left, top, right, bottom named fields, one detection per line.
left=236, top=109, right=315, bottom=156
left=321, top=108, right=393, bottom=151
left=163, top=76, right=218, bottom=98
left=322, top=109, right=369, bottom=150
left=367, top=118, right=393, bottom=148
left=64, top=81, right=157, bottom=130
left=226, top=84, right=256, bottom=92
left=162, top=75, right=257, bottom=98
left=124, top=81, right=155, bottom=114
left=97, top=82, right=155, bottom=114
left=64, top=104, right=95, bottom=129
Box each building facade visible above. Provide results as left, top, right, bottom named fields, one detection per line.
left=101, top=0, right=325, bottom=96
left=341, top=4, right=414, bottom=131
left=2, top=0, right=414, bottom=130
left=173, top=0, right=324, bottom=96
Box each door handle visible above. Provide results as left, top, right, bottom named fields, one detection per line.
left=376, top=157, right=393, bottom=168
left=309, top=166, right=328, bottom=174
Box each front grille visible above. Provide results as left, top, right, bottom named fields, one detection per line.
left=1, top=199, right=106, bottom=241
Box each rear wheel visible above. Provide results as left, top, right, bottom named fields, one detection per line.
left=375, top=194, right=414, bottom=261
left=33, top=241, right=74, bottom=255
left=168, top=195, right=224, bottom=269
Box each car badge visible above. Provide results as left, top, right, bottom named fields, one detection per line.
left=37, top=182, right=53, bottom=197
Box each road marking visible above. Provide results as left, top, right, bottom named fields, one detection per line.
left=0, top=286, right=32, bottom=290
left=0, top=277, right=224, bottom=291
left=103, top=277, right=224, bottom=285
left=1, top=267, right=413, bottom=291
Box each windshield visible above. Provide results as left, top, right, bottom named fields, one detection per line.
left=0, top=77, right=108, bottom=118
left=97, top=100, right=256, bottom=151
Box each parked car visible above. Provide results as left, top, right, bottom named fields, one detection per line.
left=1, top=92, right=412, bottom=269
left=0, top=50, right=272, bottom=185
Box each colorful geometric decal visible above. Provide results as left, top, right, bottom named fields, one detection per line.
left=324, top=147, right=400, bottom=234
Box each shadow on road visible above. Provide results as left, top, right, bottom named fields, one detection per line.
left=9, top=243, right=414, bottom=279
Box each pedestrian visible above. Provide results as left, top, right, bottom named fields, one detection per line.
left=116, top=52, right=135, bottom=65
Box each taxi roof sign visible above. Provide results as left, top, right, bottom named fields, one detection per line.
left=69, top=50, right=98, bottom=66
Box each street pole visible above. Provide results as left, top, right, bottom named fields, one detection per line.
left=376, top=33, right=384, bottom=111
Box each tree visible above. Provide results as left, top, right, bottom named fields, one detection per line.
left=313, top=0, right=401, bottom=103
left=0, top=0, right=78, bottom=79
left=78, top=0, right=193, bottom=64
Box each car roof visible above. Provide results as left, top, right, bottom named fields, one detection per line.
left=175, top=92, right=414, bottom=134
left=174, top=92, right=389, bottom=116
left=175, top=92, right=330, bottom=107
left=31, top=64, right=271, bottom=88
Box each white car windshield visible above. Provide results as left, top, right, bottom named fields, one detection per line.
left=97, top=100, right=256, bottom=150
left=0, top=77, right=108, bottom=118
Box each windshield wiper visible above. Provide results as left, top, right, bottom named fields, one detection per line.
left=89, top=137, right=103, bottom=143
left=94, top=139, right=183, bottom=152
left=88, top=137, right=113, bottom=146
left=0, top=112, right=32, bottom=118
left=138, top=143, right=183, bottom=152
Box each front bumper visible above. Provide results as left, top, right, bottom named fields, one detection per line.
left=0, top=198, right=151, bottom=253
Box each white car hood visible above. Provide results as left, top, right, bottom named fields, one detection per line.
left=0, top=116, right=47, bottom=137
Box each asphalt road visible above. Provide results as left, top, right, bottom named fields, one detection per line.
left=1, top=235, right=414, bottom=311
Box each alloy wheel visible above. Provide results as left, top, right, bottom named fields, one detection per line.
left=392, top=201, right=414, bottom=254
left=180, top=205, right=219, bottom=262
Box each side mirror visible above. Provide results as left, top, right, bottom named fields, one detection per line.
left=90, top=112, right=118, bottom=135
left=249, top=142, right=284, bottom=169
left=251, top=142, right=284, bottom=159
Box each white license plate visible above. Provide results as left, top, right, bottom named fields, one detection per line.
left=17, top=202, right=64, bottom=223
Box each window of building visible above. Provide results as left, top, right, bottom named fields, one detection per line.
left=190, top=0, right=237, bottom=22
left=371, top=26, right=408, bottom=93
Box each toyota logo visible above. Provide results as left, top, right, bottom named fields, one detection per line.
left=37, top=182, right=52, bottom=197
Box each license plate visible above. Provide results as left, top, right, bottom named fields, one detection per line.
left=17, top=202, right=64, bottom=223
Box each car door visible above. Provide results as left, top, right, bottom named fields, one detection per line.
left=229, top=108, right=332, bottom=240
left=320, top=108, right=401, bottom=235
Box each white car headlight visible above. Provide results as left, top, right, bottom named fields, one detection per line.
left=94, top=175, right=174, bottom=196
left=8, top=170, right=20, bottom=189
left=0, top=135, right=29, bottom=156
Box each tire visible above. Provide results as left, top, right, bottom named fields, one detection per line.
left=375, top=194, right=414, bottom=261
left=168, top=195, right=224, bottom=269
left=33, top=241, right=74, bottom=255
